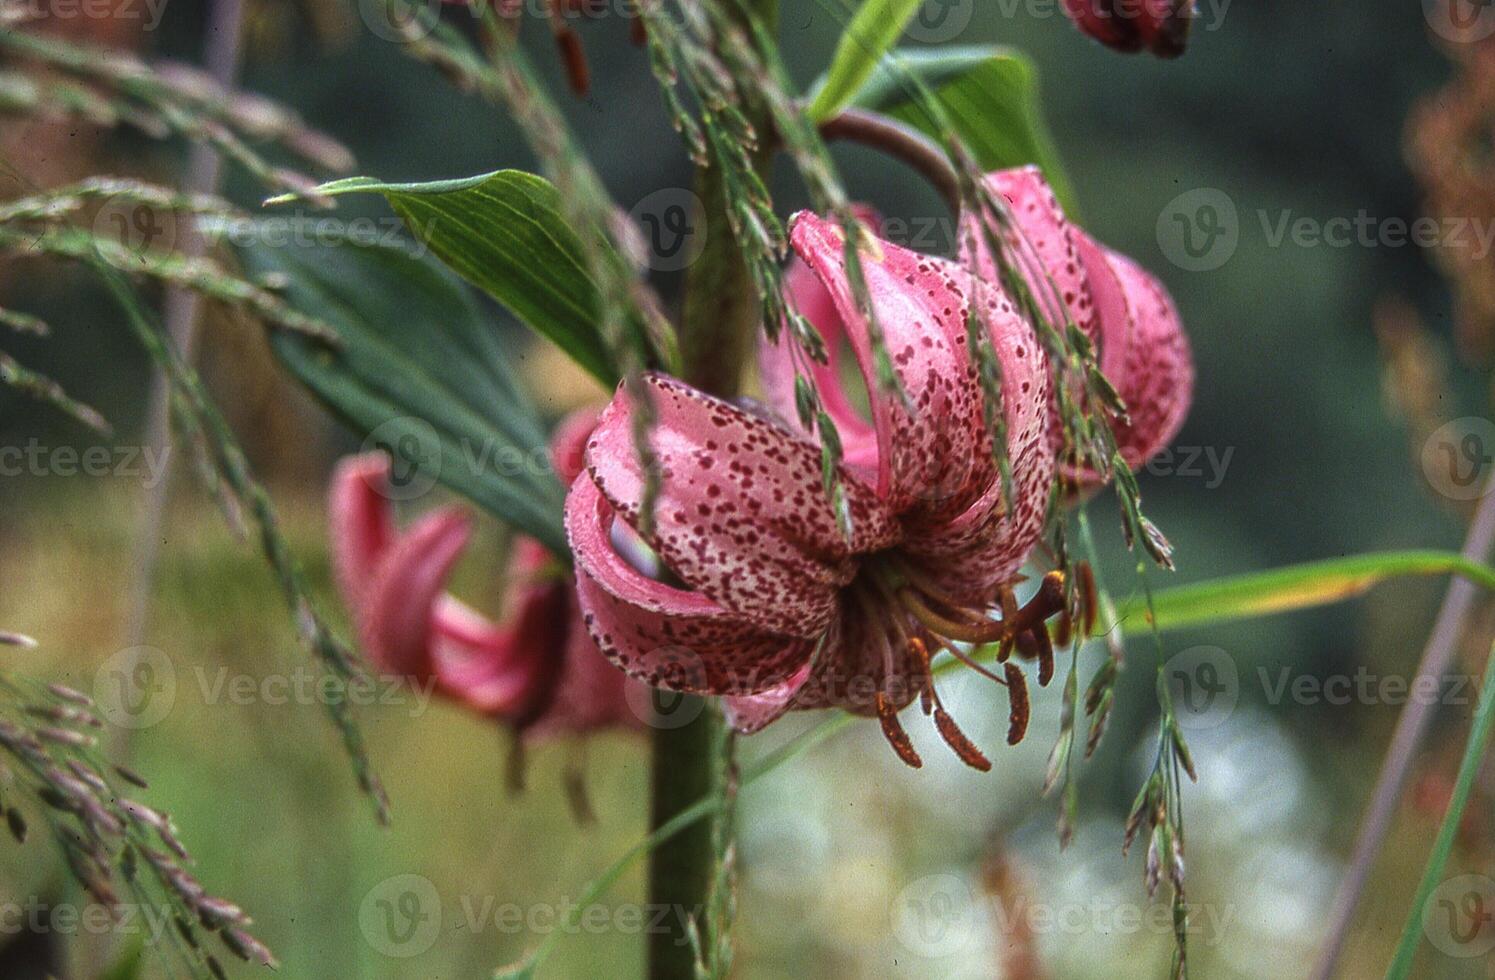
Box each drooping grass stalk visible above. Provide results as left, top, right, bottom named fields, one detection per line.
left=648, top=3, right=776, bottom=974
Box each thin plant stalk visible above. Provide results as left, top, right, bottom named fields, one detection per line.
left=122, top=0, right=246, bottom=650
left=1312, top=479, right=1495, bottom=979
left=1386, top=640, right=1495, bottom=977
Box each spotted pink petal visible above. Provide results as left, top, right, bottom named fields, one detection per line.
left=565, top=475, right=821, bottom=695
left=360, top=507, right=471, bottom=681
left=721, top=660, right=815, bottom=734
left=551, top=408, right=601, bottom=485
left=1074, top=231, right=1194, bottom=467
left=583, top=371, right=899, bottom=639
left=787, top=212, right=998, bottom=520
left=757, top=254, right=879, bottom=475
left=962, top=166, right=1096, bottom=343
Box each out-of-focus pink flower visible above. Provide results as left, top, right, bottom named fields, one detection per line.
left=961, top=166, right=1194, bottom=480
left=567, top=212, right=1063, bottom=767
left=1061, top=0, right=1195, bottom=58
left=329, top=411, right=638, bottom=740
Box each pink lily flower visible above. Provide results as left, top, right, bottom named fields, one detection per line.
left=566, top=211, right=1066, bottom=767
left=1061, top=0, right=1194, bottom=58
left=329, top=410, right=639, bottom=742
left=962, top=167, right=1194, bottom=480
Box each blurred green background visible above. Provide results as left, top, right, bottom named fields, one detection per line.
left=1, top=0, right=1491, bottom=976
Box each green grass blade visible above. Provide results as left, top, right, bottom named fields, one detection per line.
left=1387, top=641, right=1495, bottom=978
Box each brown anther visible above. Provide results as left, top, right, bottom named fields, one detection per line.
left=630, top=13, right=647, bottom=46
left=1031, top=627, right=1055, bottom=687
left=933, top=707, right=992, bottom=772
left=909, top=637, right=935, bottom=715
left=876, top=692, right=923, bottom=769
left=1004, top=663, right=1030, bottom=745
left=1077, top=561, right=1098, bottom=638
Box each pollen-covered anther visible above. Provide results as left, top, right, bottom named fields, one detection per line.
left=875, top=691, right=923, bottom=769
left=907, top=636, right=993, bottom=771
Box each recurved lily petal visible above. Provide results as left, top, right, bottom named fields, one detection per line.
left=1075, top=233, right=1194, bottom=467
left=359, top=507, right=471, bottom=681
left=787, top=212, right=997, bottom=519
left=721, top=660, right=815, bottom=734
left=963, top=166, right=1095, bottom=342
left=565, top=475, right=821, bottom=695
left=329, top=455, right=398, bottom=612
left=584, top=372, right=899, bottom=639
left=431, top=538, right=565, bottom=718
left=758, top=254, right=880, bottom=475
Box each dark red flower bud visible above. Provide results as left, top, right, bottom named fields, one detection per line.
left=1062, top=0, right=1195, bottom=58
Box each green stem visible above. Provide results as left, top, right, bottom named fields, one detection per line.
left=1388, top=641, right=1495, bottom=978
left=649, top=4, right=778, bottom=977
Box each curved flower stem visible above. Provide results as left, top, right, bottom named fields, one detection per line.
left=818, top=107, right=961, bottom=219
left=1311, top=484, right=1495, bottom=980
left=650, top=4, right=778, bottom=976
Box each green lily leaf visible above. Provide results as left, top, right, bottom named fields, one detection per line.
left=807, top=0, right=925, bottom=123
left=1111, top=551, right=1495, bottom=633
left=231, top=222, right=567, bottom=555
left=849, top=46, right=1079, bottom=216
left=269, top=171, right=625, bottom=386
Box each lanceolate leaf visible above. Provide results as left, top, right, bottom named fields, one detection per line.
left=806, top=0, right=925, bottom=123
left=849, top=46, right=1079, bottom=216
left=234, top=225, right=568, bottom=554
left=269, top=171, right=624, bottom=385
left=1111, top=551, right=1495, bottom=633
